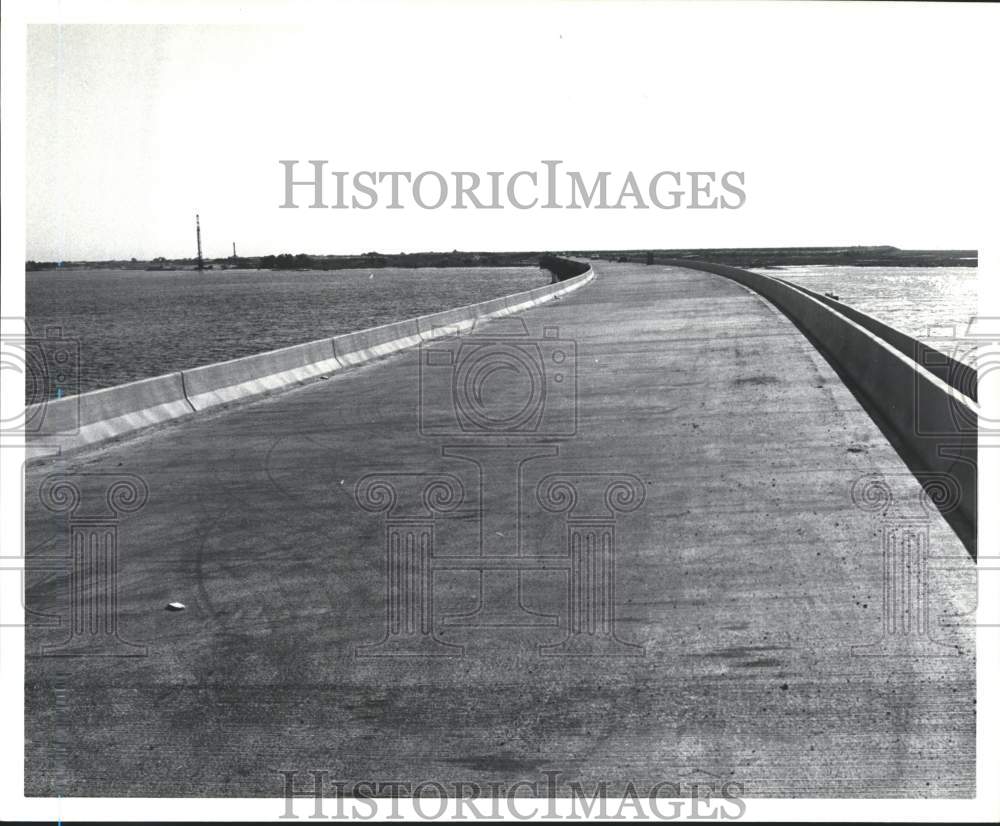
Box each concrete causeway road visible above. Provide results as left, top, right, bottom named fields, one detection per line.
left=24, top=263, right=975, bottom=798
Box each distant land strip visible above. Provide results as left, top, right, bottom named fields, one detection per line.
left=25, top=246, right=976, bottom=272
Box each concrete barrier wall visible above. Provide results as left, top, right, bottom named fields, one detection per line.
left=410, top=269, right=595, bottom=339
left=416, top=301, right=493, bottom=339
left=415, top=306, right=479, bottom=339
left=660, top=259, right=977, bottom=554
left=28, top=372, right=194, bottom=453
left=505, top=275, right=591, bottom=315
left=333, top=319, right=424, bottom=367
left=26, top=261, right=593, bottom=461
left=781, top=280, right=977, bottom=401
left=183, top=338, right=341, bottom=411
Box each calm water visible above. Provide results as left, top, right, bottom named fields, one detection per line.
left=27, top=264, right=977, bottom=397
left=26, top=267, right=547, bottom=394
left=753, top=266, right=977, bottom=348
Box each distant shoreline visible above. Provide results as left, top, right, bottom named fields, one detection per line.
left=25, top=246, right=976, bottom=272
left=592, top=246, right=976, bottom=269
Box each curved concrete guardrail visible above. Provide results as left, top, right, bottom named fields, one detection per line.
left=780, top=279, right=977, bottom=402
left=26, top=372, right=196, bottom=455
left=660, top=259, right=977, bottom=554
left=26, top=261, right=594, bottom=461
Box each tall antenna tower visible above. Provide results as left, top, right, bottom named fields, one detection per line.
left=195, top=213, right=204, bottom=271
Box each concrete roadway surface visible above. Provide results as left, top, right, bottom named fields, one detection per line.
left=24, top=263, right=975, bottom=797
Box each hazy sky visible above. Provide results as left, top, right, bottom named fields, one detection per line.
left=25, top=5, right=996, bottom=260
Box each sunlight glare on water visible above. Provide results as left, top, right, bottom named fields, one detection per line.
left=753, top=265, right=978, bottom=354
